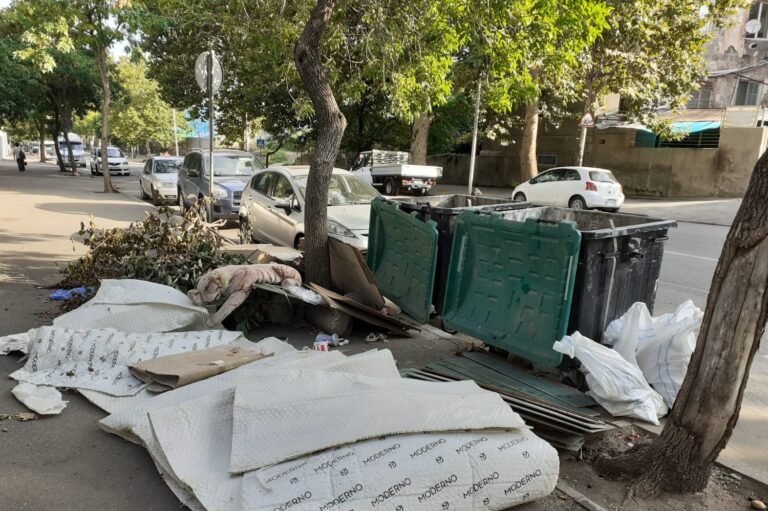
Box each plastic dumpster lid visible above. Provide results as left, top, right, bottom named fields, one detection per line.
left=442, top=213, right=581, bottom=368
left=366, top=197, right=439, bottom=323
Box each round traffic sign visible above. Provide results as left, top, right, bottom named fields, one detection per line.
left=195, top=51, right=223, bottom=94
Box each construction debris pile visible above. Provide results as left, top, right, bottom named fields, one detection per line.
left=0, top=281, right=560, bottom=511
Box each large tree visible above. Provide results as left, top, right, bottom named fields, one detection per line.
left=110, top=57, right=185, bottom=154
left=596, top=147, right=768, bottom=496
left=12, top=0, right=127, bottom=192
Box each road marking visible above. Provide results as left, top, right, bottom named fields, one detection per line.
left=665, top=250, right=719, bottom=262
left=658, top=280, right=710, bottom=293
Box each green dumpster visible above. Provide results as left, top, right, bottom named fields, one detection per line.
left=367, top=197, right=439, bottom=323
left=442, top=211, right=581, bottom=367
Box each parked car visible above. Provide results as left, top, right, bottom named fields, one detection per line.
left=139, top=156, right=183, bottom=205
left=349, top=149, right=442, bottom=195
left=238, top=166, right=379, bottom=251
left=177, top=149, right=263, bottom=221
left=91, top=146, right=130, bottom=176
left=511, top=166, right=625, bottom=211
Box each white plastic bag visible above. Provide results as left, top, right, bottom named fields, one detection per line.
left=553, top=332, right=668, bottom=424
left=603, top=300, right=702, bottom=408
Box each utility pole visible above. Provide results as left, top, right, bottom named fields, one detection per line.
left=207, top=49, right=216, bottom=222
left=172, top=108, right=179, bottom=157
left=467, top=79, right=482, bottom=195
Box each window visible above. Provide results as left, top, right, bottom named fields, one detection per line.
left=270, top=175, right=294, bottom=200
left=687, top=81, right=713, bottom=109
left=735, top=80, right=761, bottom=106
left=747, top=3, right=768, bottom=40
left=293, top=174, right=379, bottom=206
left=154, top=160, right=181, bottom=174
left=589, top=171, right=617, bottom=183
left=107, top=148, right=123, bottom=157
left=536, top=153, right=558, bottom=168
left=252, top=172, right=273, bottom=195
left=562, top=169, right=581, bottom=181
left=531, top=170, right=559, bottom=184
left=143, top=161, right=151, bottom=174
left=206, top=155, right=260, bottom=176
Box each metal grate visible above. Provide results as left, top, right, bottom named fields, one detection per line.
left=659, top=128, right=720, bottom=148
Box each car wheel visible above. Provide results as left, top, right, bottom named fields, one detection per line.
left=177, top=190, right=185, bottom=214
left=568, top=196, right=587, bottom=210
left=239, top=216, right=254, bottom=244
left=513, top=192, right=526, bottom=202
left=383, top=178, right=399, bottom=195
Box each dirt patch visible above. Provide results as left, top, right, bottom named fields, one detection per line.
left=558, top=427, right=768, bottom=511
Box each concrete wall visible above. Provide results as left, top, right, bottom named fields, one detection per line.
left=588, top=126, right=766, bottom=198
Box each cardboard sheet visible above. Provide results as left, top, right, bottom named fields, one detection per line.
left=130, top=345, right=273, bottom=390
left=53, top=279, right=210, bottom=332
left=328, top=237, right=385, bottom=309
left=229, top=371, right=525, bottom=473
left=12, top=326, right=242, bottom=396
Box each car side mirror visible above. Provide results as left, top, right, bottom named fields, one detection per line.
left=274, top=200, right=292, bottom=214
left=187, top=168, right=199, bottom=177
left=529, top=178, right=536, bottom=184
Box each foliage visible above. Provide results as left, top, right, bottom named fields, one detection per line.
left=60, top=207, right=248, bottom=293
left=73, top=110, right=102, bottom=140
left=110, top=57, right=186, bottom=148
left=579, top=0, right=746, bottom=136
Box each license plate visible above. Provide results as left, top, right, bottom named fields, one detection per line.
left=606, top=199, right=616, bottom=205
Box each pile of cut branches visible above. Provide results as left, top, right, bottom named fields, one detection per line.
left=59, top=207, right=247, bottom=295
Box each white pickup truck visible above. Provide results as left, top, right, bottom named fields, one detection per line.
left=349, top=150, right=442, bottom=195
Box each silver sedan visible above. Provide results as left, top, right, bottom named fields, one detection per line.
left=238, top=166, right=379, bottom=251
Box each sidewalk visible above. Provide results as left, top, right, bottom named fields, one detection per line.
left=429, top=183, right=741, bottom=226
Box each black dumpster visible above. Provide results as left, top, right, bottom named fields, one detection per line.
left=396, top=194, right=530, bottom=314
left=494, top=207, right=676, bottom=341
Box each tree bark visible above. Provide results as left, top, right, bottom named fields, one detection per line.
left=519, top=99, right=539, bottom=181
left=62, top=128, right=77, bottom=175
left=265, top=138, right=284, bottom=167
left=597, top=149, right=768, bottom=497
left=293, top=0, right=347, bottom=287
left=38, top=126, right=46, bottom=163
left=51, top=117, right=66, bottom=173
left=96, top=44, right=115, bottom=193
left=410, top=112, right=433, bottom=165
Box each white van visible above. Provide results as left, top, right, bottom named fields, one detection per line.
left=57, top=133, right=87, bottom=167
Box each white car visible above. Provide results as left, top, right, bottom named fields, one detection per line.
left=511, top=166, right=624, bottom=211
left=238, top=166, right=379, bottom=251
left=91, top=146, right=130, bottom=176
left=139, top=156, right=183, bottom=205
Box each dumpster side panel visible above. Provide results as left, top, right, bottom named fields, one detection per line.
left=568, top=229, right=670, bottom=340
left=442, top=213, right=581, bottom=367
left=367, top=197, right=439, bottom=323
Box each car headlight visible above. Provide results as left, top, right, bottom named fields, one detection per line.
left=212, top=187, right=229, bottom=199
left=327, top=220, right=355, bottom=238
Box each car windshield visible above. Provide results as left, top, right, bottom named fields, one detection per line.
left=155, top=160, right=181, bottom=173
left=107, top=148, right=124, bottom=158
left=589, top=170, right=617, bottom=183
left=207, top=155, right=262, bottom=176
left=293, top=174, right=379, bottom=206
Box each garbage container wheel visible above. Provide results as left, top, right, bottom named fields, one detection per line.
left=513, top=192, right=527, bottom=202
left=568, top=195, right=587, bottom=210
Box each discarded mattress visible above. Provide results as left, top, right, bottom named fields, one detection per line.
left=229, top=371, right=525, bottom=473
left=11, top=326, right=243, bottom=397
left=125, top=348, right=557, bottom=511
left=54, top=279, right=210, bottom=332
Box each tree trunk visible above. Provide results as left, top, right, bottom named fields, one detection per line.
left=62, top=128, right=77, bottom=175
left=293, top=0, right=347, bottom=287
left=96, top=44, right=115, bottom=193
left=51, top=122, right=66, bottom=173
left=265, top=138, right=284, bottom=168
left=597, top=149, right=768, bottom=497
left=410, top=112, right=432, bottom=165
left=38, top=128, right=46, bottom=163
left=519, top=99, right=539, bottom=181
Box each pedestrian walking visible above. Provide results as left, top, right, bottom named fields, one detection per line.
left=14, top=142, right=26, bottom=172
